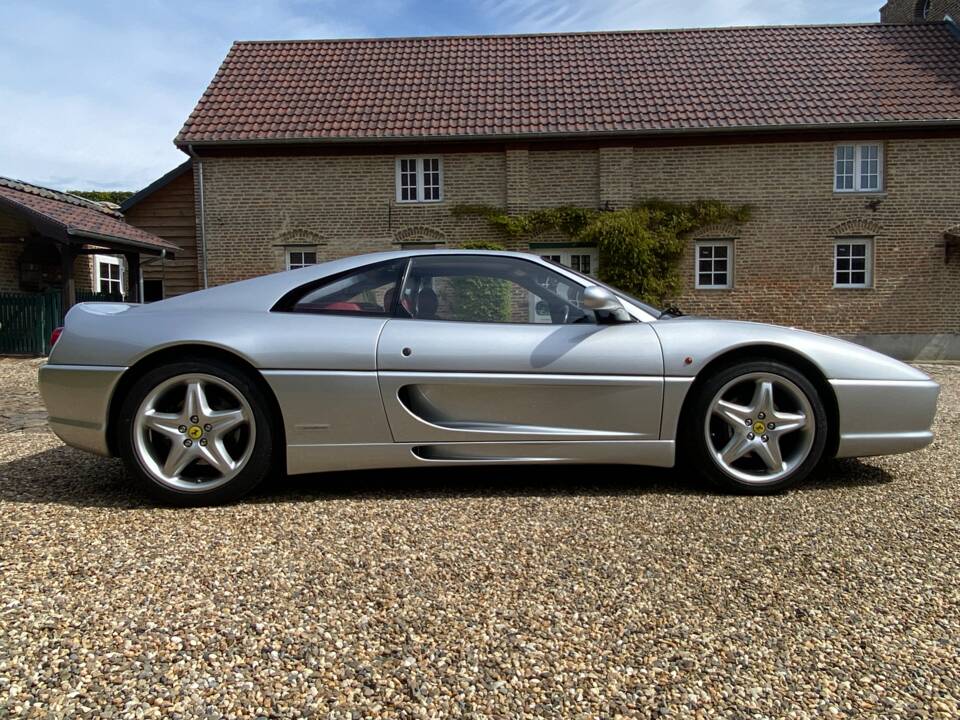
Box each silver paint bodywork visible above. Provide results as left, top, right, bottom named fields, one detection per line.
left=38, top=250, right=940, bottom=474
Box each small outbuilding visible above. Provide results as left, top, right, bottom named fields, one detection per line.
left=0, top=177, right=177, bottom=353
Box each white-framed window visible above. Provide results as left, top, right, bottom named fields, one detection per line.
left=94, top=255, right=123, bottom=296
left=835, top=144, right=883, bottom=192
left=287, top=249, right=318, bottom=270
left=396, top=157, right=443, bottom=203
left=834, top=239, right=873, bottom=288
left=695, top=240, right=734, bottom=289
left=538, top=248, right=599, bottom=276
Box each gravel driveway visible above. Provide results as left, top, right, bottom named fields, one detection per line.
left=0, top=358, right=958, bottom=719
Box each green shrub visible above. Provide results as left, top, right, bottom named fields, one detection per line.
left=452, top=240, right=511, bottom=321
left=453, top=201, right=750, bottom=306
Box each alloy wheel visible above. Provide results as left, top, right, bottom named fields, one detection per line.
left=133, top=373, right=256, bottom=492
left=705, top=371, right=815, bottom=486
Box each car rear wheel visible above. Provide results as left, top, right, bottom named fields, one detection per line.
left=684, top=360, right=828, bottom=493
left=117, top=360, right=274, bottom=505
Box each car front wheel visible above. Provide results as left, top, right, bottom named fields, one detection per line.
left=684, top=360, right=829, bottom=493
left=117, top=360, right=274, bottom=506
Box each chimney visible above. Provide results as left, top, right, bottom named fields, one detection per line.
left=880, top=0, right=959, bottom=23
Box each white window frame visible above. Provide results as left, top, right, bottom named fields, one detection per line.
left=286, top=248, right=319, bottom=270
left=93, top=254, right=124, bottom=296
left=538, top=247, right=599, bottom=277
left=395, top=157, right=444, bottom=203
left=833, top=238, right=873, bottom=289
left=694, top=239, right=734, bottom=290
left=834, top=144, right=883, bottom=193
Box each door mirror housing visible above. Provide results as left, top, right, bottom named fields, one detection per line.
left=581, top=286, right=623, bottom=312
left=581, top=285, right=632, bottom=323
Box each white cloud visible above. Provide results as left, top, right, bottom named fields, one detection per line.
left=475, top=0, right=881, bottom=32
left=0, top=0, right=368, bottom=191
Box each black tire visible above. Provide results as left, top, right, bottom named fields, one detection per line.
left=117, top=359, right=275, bottom=506
left=681, top=359, right=829, bottom=494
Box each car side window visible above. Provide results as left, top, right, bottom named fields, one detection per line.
left=288, top=259, right=407, bottom=315
left=399, top=256, right=594, bottom=324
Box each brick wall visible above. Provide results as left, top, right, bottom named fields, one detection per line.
left=199, top=136, right=960, bottom=336
left=529, top=150, right=599, bottom=207
left=0, top=214, right=29, bottom=292
left=881, top=0, right=960, bottom=21
left=199, top=152, right=512, bottom=286
left=0, top=244, right=19, bottom=292
left=632, top=138, right=960, bottom=335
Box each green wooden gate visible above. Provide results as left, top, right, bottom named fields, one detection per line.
left=0, top=290, right=122, bottom=355
left=0, top=290, right=61, bottom=355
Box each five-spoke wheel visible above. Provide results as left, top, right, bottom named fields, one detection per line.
left=118, top=360, right=274, bottom=505
left=685, top=360, right=828, bottom=493
left=133, top=373, right=255, bottom=491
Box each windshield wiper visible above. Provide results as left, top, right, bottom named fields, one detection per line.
left=660, top=306, right=685, bottom=319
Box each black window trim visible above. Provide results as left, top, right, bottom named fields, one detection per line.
left=271, top=258, right=410, bottom=316
left=396, top=253, right=602, bottom=326
left=272, top=253, right=635, bottom=325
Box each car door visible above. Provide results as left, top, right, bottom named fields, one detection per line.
left=376, top=254, right=664, bottom=443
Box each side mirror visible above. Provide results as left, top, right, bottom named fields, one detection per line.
left=581, top=286, right=623, bottom=312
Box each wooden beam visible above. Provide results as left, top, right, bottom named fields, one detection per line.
left=59, top=244, right=77, bottom=322
left=124, top=252, right=142, bottom=303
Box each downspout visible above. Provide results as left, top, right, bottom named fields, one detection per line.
left=186, top=144, right=209, bottom=288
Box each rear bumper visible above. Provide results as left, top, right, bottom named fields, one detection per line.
left=38, top=364, right=126, bottom=457
left=831, top=378, right=940, bottom=458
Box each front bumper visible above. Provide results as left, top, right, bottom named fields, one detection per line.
left=38, top=364, right=126, bottom=457
left=831, top=378, right=941, bottom=458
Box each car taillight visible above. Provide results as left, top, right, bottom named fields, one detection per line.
left=50, top=326, right=64, bottom=348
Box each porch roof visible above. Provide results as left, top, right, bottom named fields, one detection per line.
left=0, top=177, right=179, bottom=255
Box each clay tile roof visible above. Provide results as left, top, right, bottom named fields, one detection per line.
left=0, top=177, right=179, bottom=253
left=176, top=23, right=960, bottom=145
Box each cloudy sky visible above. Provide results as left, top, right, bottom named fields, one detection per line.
left=1, top=0, right=882, bottom=191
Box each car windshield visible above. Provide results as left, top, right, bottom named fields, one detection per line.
left=541, top=259, right=664, bottom=318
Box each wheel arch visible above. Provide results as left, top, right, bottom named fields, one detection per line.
left=106, top=344, right=287, bottom=466
left=675, top=344, right=840, bottom=459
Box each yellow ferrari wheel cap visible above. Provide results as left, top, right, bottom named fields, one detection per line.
left=753, top=421, right=766, bottom=435
left=187, top=425, right=203, bottom=440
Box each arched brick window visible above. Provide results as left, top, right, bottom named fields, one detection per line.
left=829, top=220, right=883, bottom=290
left=690, top=224, right=742, bottom=290
left=274, top=229, right=327, bottom=270
left=392, top=226, right=448, bottom=249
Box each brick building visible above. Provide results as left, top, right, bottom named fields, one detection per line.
left=126, top=3, right=960, bottom=359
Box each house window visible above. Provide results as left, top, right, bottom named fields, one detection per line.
left=695, top=240, right=733, bottom=289
left=835, top=144, right=883, bottom=192
left=834, top=239, right=872, bottom=288
left=538, top=248, right=598, bottom=276
left=287, top=250, right=318, bottom=270
left=94, top=255, right=123, bottom=296
left=396, top=158, right=443, bottom=203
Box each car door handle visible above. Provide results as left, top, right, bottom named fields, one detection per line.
left=401, top=347, right=412, bottom=357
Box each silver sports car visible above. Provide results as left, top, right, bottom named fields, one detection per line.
left=39, top=250, right=940, bottom=505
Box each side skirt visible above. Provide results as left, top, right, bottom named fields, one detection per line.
left=286, top=440, right=676, bottom=475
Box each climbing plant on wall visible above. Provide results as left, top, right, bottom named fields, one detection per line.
left=450, top=240, right=511, bottom=322
left=453, top=201, right=751, bottom=305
